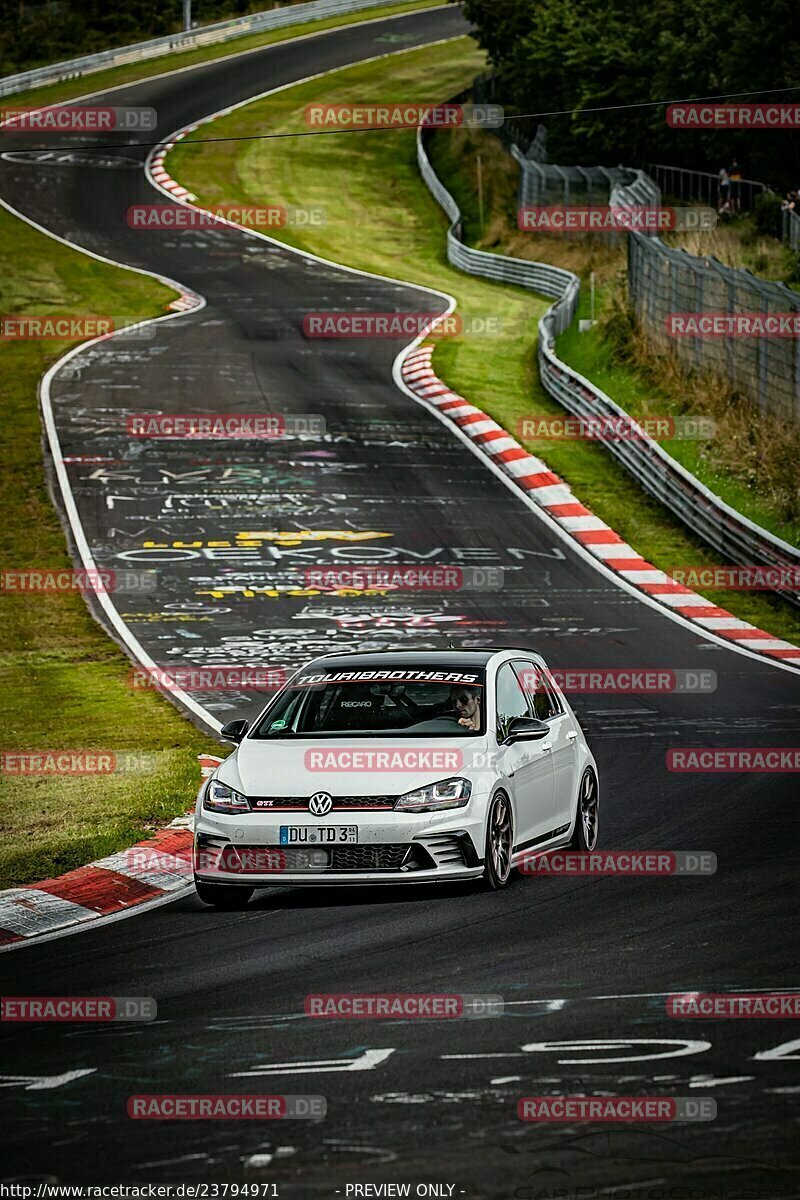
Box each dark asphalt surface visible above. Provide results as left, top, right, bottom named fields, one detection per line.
left=1, top=6, right=799, bottom=1195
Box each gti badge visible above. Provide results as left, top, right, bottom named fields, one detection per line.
left=308, top=792, right=334, bottom=816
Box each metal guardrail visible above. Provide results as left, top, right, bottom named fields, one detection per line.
left=644, top=162, right=768, bottom=213
left=514, top=147, right=637, bottom=209
left=415, top=125, right=800, bottom=600
left=417, top=127, right=577, bottom=310
left=0, top=0, right=410, bottom=98
left=783, top=207, right=800, bottom=251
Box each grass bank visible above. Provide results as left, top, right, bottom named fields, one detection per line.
left=0, top=208, right=214, bottom=889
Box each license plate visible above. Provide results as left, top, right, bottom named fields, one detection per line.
left=279, top=826, right=358, bottom=845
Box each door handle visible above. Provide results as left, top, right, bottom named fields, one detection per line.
left=540, top=742, right=552, bottom=753
left=566, top=730, right=578, bottom=741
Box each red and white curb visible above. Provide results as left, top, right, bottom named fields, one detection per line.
left=402, top=345, right=800, bottom=667
left=0, top=756, right=222, bottom=949
left=148, top=132, right=205, bottom=313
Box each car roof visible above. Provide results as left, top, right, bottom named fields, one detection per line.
left=303, top=648, right=541, bottom=672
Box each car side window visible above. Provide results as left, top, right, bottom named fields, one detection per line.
left=495, top=663, right=530, bottom=742
left=519, top=662, right=561, bottom=721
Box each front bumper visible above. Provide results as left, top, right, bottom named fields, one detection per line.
left=193, top=808, right=486, bottom=887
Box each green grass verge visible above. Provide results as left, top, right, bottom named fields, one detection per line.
left=167, top=36, right=800, bottom=647
left=7, top=1, right=441, bottom=110
left=0, top=207, right=214, bottom=889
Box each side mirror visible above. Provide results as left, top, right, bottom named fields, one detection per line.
left=505, top=716, right=549, bottom=744
left=220, top=719, right=249, bottom=744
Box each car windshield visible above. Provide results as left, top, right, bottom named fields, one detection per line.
left=251, top=665, right=487, bottom=738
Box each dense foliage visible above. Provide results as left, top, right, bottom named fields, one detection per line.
left=459, top=0, right=800, bottom=187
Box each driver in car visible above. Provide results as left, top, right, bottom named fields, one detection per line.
left=449, top=684, right=481, bottom=731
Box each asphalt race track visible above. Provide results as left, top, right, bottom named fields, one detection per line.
left=1, top=5, right=799, bottom=1195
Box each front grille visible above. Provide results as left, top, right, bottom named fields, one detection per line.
left=328, top=845, right=409, bottom=871
left=249, top=795, right=397, bottom=811
left=224, top=843, right=421, bottom=873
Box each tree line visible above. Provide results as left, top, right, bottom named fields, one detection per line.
left=459, top=0, right=800, bottom=190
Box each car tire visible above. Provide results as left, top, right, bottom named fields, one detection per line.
left=567, top=767, right=599, bottom=851
left=195, top=880, right=254, bottom=909
left=483, top=791, right=514, bottom=889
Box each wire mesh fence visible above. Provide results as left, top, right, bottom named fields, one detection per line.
left=626, top=235, right=800, bottom=424
left=510, top=135, right=800, bottom=423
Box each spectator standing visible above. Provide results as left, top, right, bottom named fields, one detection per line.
left=729, top=159, right=743, bottom=212
left=718, top=165, right=731, bottom=213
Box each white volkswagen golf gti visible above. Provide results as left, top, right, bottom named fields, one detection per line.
left=193, top=649, right=599, bottom=906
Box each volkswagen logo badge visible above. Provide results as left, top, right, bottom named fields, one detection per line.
left=308, top=792, right=334, bottom=816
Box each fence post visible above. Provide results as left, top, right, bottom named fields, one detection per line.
left=758, top=296, right=769, bottom=414
left=694, top=265, right=704, bottom=372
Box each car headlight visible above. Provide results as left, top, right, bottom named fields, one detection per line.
left=395, top=777, right=472, bottom=813
left=203, top=779, right=250, bottom=813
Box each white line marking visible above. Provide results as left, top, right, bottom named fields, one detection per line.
left=230, top=1048, right=396, bottom=1075
left=0, top=1070, right=96, bottom=1090
left=688, top=1075, right=753, bottom=1088
left=754, top=1037, right=800, bottom=1062
left=518, top=1038, right=712, bottom=1064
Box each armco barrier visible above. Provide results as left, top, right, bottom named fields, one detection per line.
left=416, top=128, right=577, bottom=319
left=416, top=127, right=800, bottom=604
left=0, top=0, right=413, bottom=98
